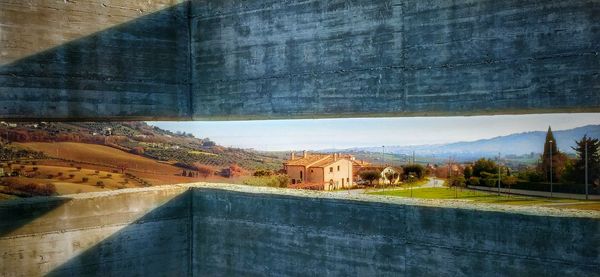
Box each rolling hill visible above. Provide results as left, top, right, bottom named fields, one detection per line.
left=334, top=125, right=600, bottom=159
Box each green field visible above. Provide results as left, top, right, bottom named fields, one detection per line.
left=370, top=187, right=600, bottom=210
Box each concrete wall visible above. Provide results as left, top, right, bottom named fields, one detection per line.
left=0, top=1, right=191, bottom=120
left=1, top=184, right=599, bottom=276
left=0, top=186, right=191, bottom=276
left=190, top=0, right=600, bottom=119
left=192, top=185, right=600, bottom=276
left=1, top=0, right=599, bottom=120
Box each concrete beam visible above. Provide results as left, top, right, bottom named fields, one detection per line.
left=1, top=0, right=599, bottom=120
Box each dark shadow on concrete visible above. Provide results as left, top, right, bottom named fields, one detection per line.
left=45, top=190, right=191, bottom=276
left=0, top=3, right=191, bottom=120
left=0, top=195, right=70, bottom=237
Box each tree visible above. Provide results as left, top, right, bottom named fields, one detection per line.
left=385, top=171, right=399, bottom=185
left=566, top=135, right=600, bottom=185
left=202, top=138, right=216, bottom=147
left=467, top=177, right=480, bottom=187
left=539, top=126, right=567, bottom=182
left=229, top=164, right=242, bottom=177
left=463, top=165, right=473, bottom=179
left=96, top=181, right=105, bottom=188
left=472, top=158, right=496, bottom=178
left=402, top=164, right=425, bottom=179
left=117, top=164, right=127, bottom=174
left=503, top=175, right=518, bottom=191
left=359, top=170, right=380, bottom=186
left=448, top=175, right=466, bottom=187
left=130, top=146, right=145, bottom=155
left=195, top=164, right=213, bottom=178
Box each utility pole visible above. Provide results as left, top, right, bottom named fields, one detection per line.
left=447, top=156, right=451, bottom=178
left=585, top=139, right=588, bottom=200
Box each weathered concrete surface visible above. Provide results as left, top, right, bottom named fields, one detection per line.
left=190, top=0, right=600, bottom=119
left=1, top=0, right=599, bottom=120
left=0, top=186, right=191, bottom=276
left=0, top=1, right=191, bottom=120
left=1, top=183, right=598, bottom=276
left=190, top=184, right=600, bottom=276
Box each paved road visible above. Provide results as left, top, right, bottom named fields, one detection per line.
left=469, top=185, right=600, bottom=200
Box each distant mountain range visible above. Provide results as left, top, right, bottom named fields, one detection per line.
left=325, top=125, right=600, bottom=159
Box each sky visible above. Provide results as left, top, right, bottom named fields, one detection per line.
left=148, top=113, right=600, bottom=151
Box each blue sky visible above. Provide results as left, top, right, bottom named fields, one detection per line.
left=148, top=113, right=600, bottom=151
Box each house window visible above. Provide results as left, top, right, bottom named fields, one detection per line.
left=337, top=165, right=340, bottom=171
left=300, top=171, right=303, bottom=179
left=329, top=167, right=333, bottom=173
left=292, top=179, right=296, bottom=184
left=311, top=169, right=313, bottom=173
left=346, top=178, right=349, bottom=183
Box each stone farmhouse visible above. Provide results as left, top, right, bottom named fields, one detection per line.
left=284, top=151, right=353, bottom=190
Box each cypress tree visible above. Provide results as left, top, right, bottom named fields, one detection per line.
left=541, top=126, right=559, bottom=181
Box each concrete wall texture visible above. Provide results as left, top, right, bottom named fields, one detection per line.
left=1, top=0, right=599, bottom=120
left=1, top=184, right=599, bottom=276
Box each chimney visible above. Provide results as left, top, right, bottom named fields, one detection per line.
left=303, top=150, right=308, bottom=158
left=290, top=152, right=295, bottom=160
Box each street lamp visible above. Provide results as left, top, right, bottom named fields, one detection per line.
left=497, top=153, right=501, bottom=196
left=549, top=140, right=553, bottom=198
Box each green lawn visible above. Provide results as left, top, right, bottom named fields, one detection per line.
left=370, top=187, right=600, bottom=210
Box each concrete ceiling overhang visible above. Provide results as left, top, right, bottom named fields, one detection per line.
left=1, top=0, right=599, bottom=121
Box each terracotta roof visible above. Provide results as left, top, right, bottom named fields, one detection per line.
left=284, top=154, right=329, bottom=167
left=351, top=159, right=370, bottom=167
left=311, top=156, right=350, bottom=168
left=284, top=153, right=351, bottom=168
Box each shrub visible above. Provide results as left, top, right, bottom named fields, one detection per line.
left=57, top=172, right=63, bottom=176
left=253, top=169, right=273, bottom=177
left=448, top=175, right=466, bottom=187
left=243, top=174, right=290, bottom=188
left=482, top=177, right=497, bottom=187
left=359, top=170, right=380, bottom=186
left=402, top=164, right=425, bottom=179
left=96, top=181, right=105, bottom=188
left=82, top=177, right=89, bottom=182
left=8, top=183, right=56, bottom=197
left=467, top=177, right=480, bottom=187
left=107, top=174, right=112, bottom=178
left=68, top=174, right=75, bottom=179
left=32, top=167, right=39, bottom=171
left=94, top=170, right=100, bottom=174
left=47, top=174, right=54, bottom=179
